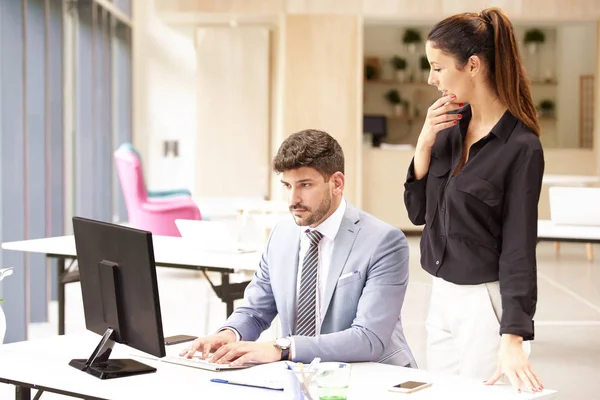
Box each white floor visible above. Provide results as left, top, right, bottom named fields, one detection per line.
left=2, top=237, right=599, bottom=399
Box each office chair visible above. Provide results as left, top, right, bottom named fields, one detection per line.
left=114, top=145, right=201, bottom=236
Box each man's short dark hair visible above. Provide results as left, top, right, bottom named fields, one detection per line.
left=273, top=129, right=344, bottom=179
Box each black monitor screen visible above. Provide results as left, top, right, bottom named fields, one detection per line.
left=71, top=217, right=166, bottom=379
left=363, top=115, right=388, bottom=136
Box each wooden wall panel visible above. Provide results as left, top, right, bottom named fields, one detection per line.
left=285, top=0, right=362, bottom=14
left=155, top=0, right=284, bottom=14
left=281, top=14, right=362, bottom=205
left=156, top=0, right=600, bottom=20
left=361, top=0, right=600, bottom=20
left=195, top=27, right=271, bottom=198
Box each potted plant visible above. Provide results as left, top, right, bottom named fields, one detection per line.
left=365, top=64, right=377, bottom=81
left=524, top=28, right=545, bottom=54
left=419, top=55, right=430, bottom=82
left=539, top=99, right=555, bottom=117
left=385, top=89, right=402, bottom=116
left=0, top=267, right=13, bottom=344
left=364, top=57, right=381, bottom=81
left=403, top=28, right=422, bottom=53
left=391, top=56, right=407, bottom=82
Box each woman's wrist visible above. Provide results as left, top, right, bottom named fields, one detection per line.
left=415, top=139, right=432, bottom=155
left=501, top=333, right=523, bottom=344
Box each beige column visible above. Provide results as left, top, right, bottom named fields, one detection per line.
left=279, top=14, right=362, bottom=206
left=595, top=21, right=600, bottom=177
left=194, top=27, right=272, bottom=198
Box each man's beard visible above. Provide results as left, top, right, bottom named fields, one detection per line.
left=289, top=190, right=332, bottom=227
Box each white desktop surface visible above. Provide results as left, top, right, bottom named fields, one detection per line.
left=542, top=174, right=600, bottom=186
left=538, top=220, right=600, bottom=241
left=0, top=333, right=556, bottom=400
left=1, top=234, right=260, bottom=272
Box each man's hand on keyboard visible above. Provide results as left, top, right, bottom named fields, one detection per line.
left=209, top=341, right=281, bottom=367
left=179, top=330, right=236, bottom=360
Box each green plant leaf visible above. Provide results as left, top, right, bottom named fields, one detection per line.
left=391, top=56, right=406, bottom=70
left=403, top=28, right=422, bottom=44
left=524, top=28, right=545, bottom=44
left=385, top=89, right=401, bottom=104
left=420, top=55, right=430, bottom=70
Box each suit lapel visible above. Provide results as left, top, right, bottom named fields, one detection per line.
left=282, top=227, right=301, bottom=335
left=322, top=204, right=361, bottom=316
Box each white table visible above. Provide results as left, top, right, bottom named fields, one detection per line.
left=542, top=174, right=600, bottom=187
left=538, top=220, right=600, bottom=243
left=1, top=235, right=261, bottom=335
left=195, top=197, right=289, bottom=220
left=0, top=332, right=557, bottom=400
left=537, top=220, right=600, bottom=261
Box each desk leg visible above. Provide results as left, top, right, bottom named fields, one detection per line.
left=222, top=273, right=234, bottom=317
left=15, top=386, right=31, bottom=400
left=201, top=270, right=248, bottom=320
left=57, top=258, right=65, bottom=335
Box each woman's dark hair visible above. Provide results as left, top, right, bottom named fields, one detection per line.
left=273, top=129, right=344, bottom=179
left=427, top=7, right=540, bottom=137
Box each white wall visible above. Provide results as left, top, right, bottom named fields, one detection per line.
left=134, top=1, right=197, bottom=193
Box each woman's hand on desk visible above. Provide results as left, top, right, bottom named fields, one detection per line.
left=179, top=330, right=236, bottom=359
left=484, top=334, right=544, bottom=393
left=209, top=341, right=281, bottom=367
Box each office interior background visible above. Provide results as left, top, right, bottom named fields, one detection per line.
left=0, top=0, right=599, bottom=398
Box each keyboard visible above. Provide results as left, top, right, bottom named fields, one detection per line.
left=161, top=355, right=251, bottom=371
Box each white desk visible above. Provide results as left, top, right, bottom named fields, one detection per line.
left=542, top=174, right=600, bottom=187
left=195, top=197, right=289, bottom=220
left=538, top=220, right=600, bottom=243
left=0, top=332, right=557, bottom=400
left=1, top=235, right=261, bottom=335
left=537, top=219, right=600, bottom=261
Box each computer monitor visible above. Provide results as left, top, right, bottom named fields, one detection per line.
left=69, top=216, right=166, bottom=380
left=363, top=115, right=388, bottom=147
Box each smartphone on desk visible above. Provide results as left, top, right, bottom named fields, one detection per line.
left=164, top=334, right=197, bottom=346
left=388, top=381, right=432, bottom=394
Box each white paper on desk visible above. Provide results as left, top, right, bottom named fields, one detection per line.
left=230, top=363, right=307, bottom=399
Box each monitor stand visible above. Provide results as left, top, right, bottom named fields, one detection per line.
left=69, top=328, right=156, bottom=380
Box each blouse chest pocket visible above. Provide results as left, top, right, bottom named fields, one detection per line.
left=454, top=176, right=502, bottom=208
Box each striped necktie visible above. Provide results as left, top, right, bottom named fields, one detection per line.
left=296, top=229, right=324, bottom=336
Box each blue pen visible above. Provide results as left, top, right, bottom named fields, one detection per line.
left=210, top=378, right=284, bottom=391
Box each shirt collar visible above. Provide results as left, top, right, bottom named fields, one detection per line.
left=459, top=104, right=519, bottom=143
left=303, top=197, right=347, bottom=241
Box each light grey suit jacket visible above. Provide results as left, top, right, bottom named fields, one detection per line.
left=222, top=202, right=416, bottom=367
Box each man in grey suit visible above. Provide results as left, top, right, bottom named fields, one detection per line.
left=181, top=129, right=415, bottom=367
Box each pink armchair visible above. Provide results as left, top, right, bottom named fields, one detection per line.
left=114, top=146, right=201, bottom=236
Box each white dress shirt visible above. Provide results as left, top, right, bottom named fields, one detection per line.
left=224, top=198, right=347, bottom=360
left=295, top=197, right=347, bottom=334
left=289, top=197, right=346, bottom=358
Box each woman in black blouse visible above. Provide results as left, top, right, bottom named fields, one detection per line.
left=404, top=8, right=544, bottom=393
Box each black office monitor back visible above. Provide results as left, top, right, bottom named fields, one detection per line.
left=71, top=217, right=166, bottom=379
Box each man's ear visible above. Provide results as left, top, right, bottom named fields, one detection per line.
left=331, top=171, right=345, bottom=195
